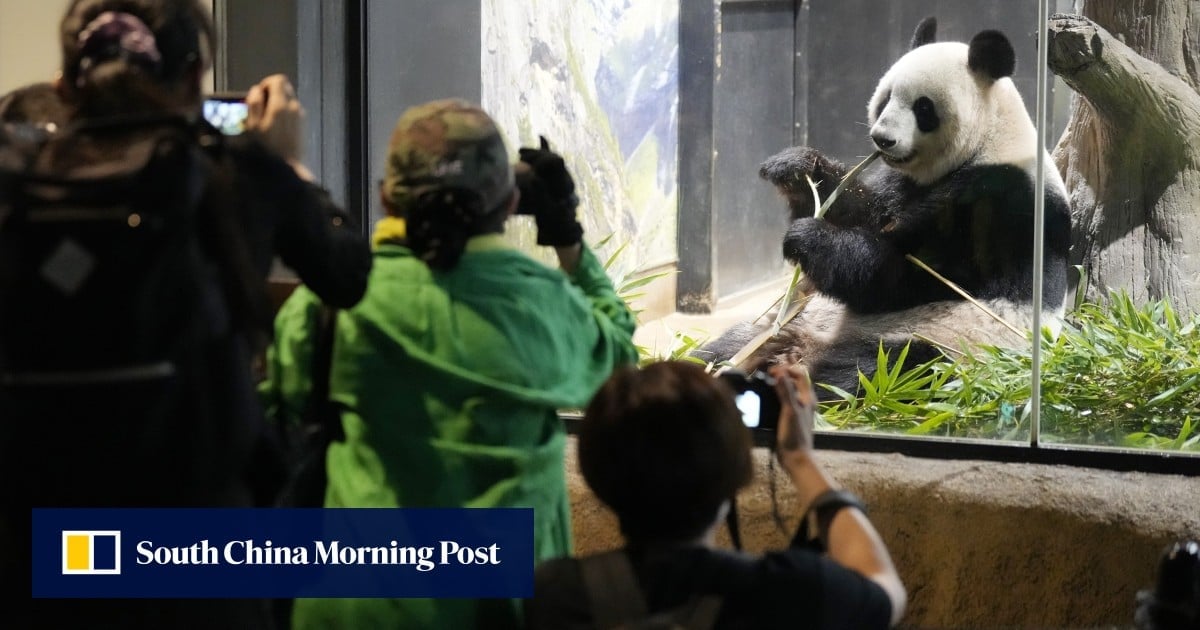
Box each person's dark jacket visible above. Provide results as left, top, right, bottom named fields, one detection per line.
left=220, top=131, right=370, bottom=309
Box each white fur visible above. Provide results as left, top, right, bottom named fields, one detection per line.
left=788, top=294, right=1058, bottom=357
left=866, top=42, right=1041, bottom=186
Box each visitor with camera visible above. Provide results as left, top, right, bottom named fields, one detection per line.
left=0, top=0, right=370, bottom=626
left=261, top=98, right=638, bottom=629
left=527, top=361, right=907, bottom=629
left=1135, top=539, right=1200, bottom=630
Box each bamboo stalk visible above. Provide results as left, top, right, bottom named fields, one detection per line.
left=771, top=266, right=804, bottom=335
left=911, top=333, right=965, bottom=358
left=732, top=296, right=811, bottom=369
left=817, top=151, right=881, bottom=219
left=805, top=173, right=822, bottom=217
left=904, top=254, right=1027, bottom=338
left=741, top=152, right=884, bottom=364
left=752, top=292, right=786, bottom=325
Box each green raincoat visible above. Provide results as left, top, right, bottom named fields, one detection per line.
left=261, top=234, right=638, bottom=629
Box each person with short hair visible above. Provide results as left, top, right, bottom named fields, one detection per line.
left=529, top=360, right=908, bottom=629
left=263, top=98, right=639, bottom=629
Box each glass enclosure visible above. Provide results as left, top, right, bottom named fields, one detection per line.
left=200, top=0, right=1199, bottom=464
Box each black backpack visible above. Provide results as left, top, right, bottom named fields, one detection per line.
left=579, top=550, right=724, bottom=630
left=272, top=301, right=344, bottom=509
left=0, top=116, right=269, bottom=506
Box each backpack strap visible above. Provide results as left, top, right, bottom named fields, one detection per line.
left=305, top=303, right=343, bottom=441
left=579, top=549, right=650, bottom=629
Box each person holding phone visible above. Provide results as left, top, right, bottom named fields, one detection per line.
left=202, top=93, right=249, bottom=136
left=527, top=361, right=908, bottom=629
left=2, top=2, right=370, bottom=628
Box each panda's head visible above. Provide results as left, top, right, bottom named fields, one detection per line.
left=867, top=18, right=1023, bottom=185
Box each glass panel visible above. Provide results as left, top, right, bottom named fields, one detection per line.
left=481, top=0, right=681, bottom=292
left=1038, top=0, right=1200, bottom=457
left=670, top=1, right=1047, bottom=445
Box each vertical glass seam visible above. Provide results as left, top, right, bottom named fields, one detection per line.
left=1031, top=0, right=1051, bottom=448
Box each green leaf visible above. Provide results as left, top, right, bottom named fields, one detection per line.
left=1145, top=375, right=1198, bottom=407
left=906, top=412, right=954, bottom=435
left=618, top=271, right=672, bottom=294
left=1072, top=265, right=1088, bottom=313
left=1172, top=417, right=1194, bottom=450
left=604, top=241, right=630, bottom=271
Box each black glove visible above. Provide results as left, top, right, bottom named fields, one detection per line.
left=516, top=136, right=583, bottom=247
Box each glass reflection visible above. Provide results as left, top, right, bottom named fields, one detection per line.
left=1038, top=2, right=1200, bottom=454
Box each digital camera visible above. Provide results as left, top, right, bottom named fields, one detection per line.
left=718, top=369, right=781, bottom=431
left=512, top=162, right=537, bottom=215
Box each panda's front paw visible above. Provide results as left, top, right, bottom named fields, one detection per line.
left=782, top=217, right=830, bottom=267
left=760, top=147, right=844, bottom=220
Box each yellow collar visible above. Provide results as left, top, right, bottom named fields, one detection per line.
left=371, top=217, right=511, bottom=254
left=372, top=216, right=407, bottom=249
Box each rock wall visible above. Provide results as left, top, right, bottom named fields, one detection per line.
left=563, top=439, right=1200, bottom=629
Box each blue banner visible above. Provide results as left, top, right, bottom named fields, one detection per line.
left=32, top=508, right=534, bottom=599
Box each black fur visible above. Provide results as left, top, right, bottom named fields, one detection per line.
left=911, top=17, right=938, bottom=49
left=913, top=97, right=940, bottom=133
left=968, top=30, right=1016, bottom=79
left=699, top=148, right=1071, bottom=400
left=779, top=154, right=1070, bottom=315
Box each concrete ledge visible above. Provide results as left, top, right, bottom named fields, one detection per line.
left=564, top=438, right=1200, bottom=629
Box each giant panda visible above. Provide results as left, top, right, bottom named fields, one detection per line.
left=697, top=17, right=1072, bottom=400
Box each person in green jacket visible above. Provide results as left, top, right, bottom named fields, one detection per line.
left=261, top=98, right=639, bottom=629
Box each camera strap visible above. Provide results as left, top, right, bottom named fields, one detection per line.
left=725, top=495, right=742, bottom=551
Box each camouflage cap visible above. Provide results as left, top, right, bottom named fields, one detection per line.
left=383, top=98, right=514, bottom=217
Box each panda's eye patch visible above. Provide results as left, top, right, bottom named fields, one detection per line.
left=913, top=96, right=940, bottom=132
left=874, top=92, right=890, bottom=119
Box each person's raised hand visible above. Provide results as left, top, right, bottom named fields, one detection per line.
left=245, top=74, right=307, bottom=176
left=770, top=364, right=817, bottom=464
left=516, top=136, right=582, bottom=247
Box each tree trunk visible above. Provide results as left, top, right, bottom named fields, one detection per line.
left=1048, top=2, right=1200, bottom=313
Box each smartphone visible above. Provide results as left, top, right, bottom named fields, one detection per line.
left=202, top=92, right=249, bottom=136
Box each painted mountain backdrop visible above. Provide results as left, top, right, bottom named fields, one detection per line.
left=482, top=0, right=679, bottom=280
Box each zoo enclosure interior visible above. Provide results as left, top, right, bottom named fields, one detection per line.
left=203, top=0, right=1199, bottom=475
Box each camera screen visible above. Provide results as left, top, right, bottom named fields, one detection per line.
left=203, top=99, right=248, bottom=136
left=734, top=391, right=762, bottom=428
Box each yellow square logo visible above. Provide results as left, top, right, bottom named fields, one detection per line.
left=61, top=531, right=121, bottom=575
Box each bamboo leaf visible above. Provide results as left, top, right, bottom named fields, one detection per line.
left=604, top=241, right=630, bottom=271
left=619, top=271, right=672, bottom=294
left=906, top=412, right=954, bottom=435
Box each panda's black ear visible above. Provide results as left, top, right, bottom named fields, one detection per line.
left=968, top=30, right=1016, bottom=79
left=911, top=16, right=937, bottom=49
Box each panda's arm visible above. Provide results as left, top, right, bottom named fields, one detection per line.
left=759, top=147, right=880, bottom=224
left=783, top=216, right=954, bottom=313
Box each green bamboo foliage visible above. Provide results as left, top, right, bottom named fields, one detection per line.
left=819, top=290, right=1200, bottom=452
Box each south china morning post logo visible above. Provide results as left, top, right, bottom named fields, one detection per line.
left=131, top=537, right=501, bottom=572
left=33, top=508, right=533, bottom=599
left=61, top=531, right=121, bottom=575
